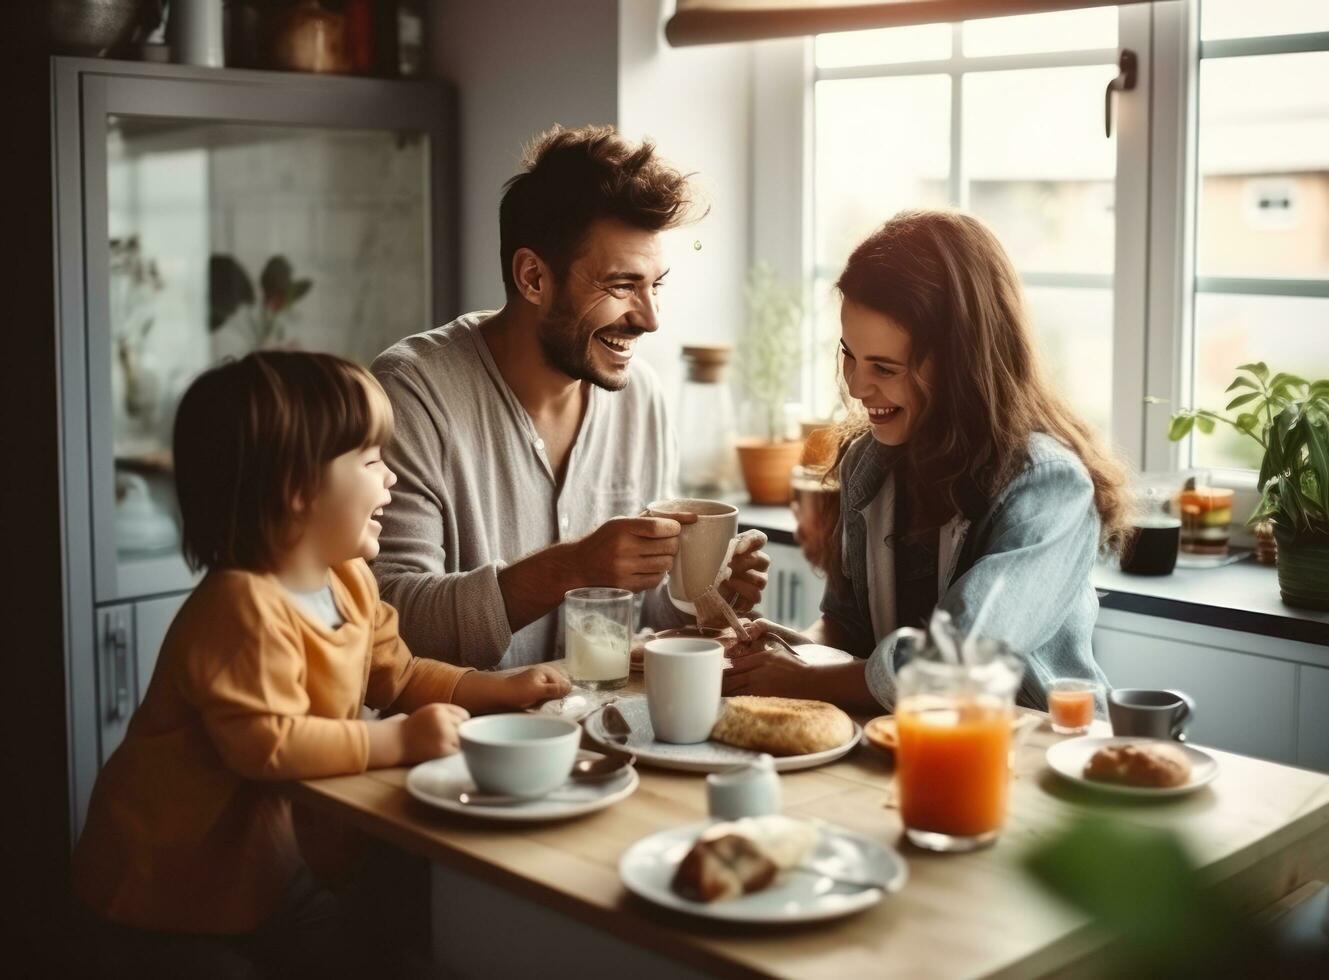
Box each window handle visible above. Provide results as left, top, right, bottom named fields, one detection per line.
left=1105, top=48, right=1138, bottom=138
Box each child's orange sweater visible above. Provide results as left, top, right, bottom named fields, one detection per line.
left=73, top=558, right=472, bottom=934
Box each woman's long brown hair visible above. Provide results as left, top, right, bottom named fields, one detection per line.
left=829, top=209, right=1131, bottom=562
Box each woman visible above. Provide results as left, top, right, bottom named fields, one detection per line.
left=728, top=210, right=1128, bottom=712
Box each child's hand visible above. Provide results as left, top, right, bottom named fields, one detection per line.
left=501, top=665, right=572, bottom=709
left=451, top=664, right=572, bottom=714
left=400, top=703, right=470, bottom=763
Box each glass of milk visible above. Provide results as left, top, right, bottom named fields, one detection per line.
left=563, top=588, right=633, bottom=690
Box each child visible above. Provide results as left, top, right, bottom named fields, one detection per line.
left=73, top=351, right=570, bottom=976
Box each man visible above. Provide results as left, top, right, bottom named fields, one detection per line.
left=372, top=125, right=769, bottom=668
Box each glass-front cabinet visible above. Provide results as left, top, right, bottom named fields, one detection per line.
left=53, top=58, right=455, bottom=831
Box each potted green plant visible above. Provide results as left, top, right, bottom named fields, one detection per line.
left=735, top=263, right=804, bottom=504
left=209, top=253, right=313, bottom=349
left=1169, top=363, right=1329, bottom=610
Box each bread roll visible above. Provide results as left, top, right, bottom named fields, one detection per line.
left=710, top=696, right=854, bottom=756
left=1084, top=742, right=1192, bottom=788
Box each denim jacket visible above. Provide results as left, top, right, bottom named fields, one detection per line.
left=821, top=432, right=1109, bottom=711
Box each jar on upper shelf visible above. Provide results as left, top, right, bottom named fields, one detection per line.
left=677, top=345, right=740, bottom=498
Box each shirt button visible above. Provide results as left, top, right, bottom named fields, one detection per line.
left=560, top=515, right=570, bottom=530
left=534, top=438, right=545, bottom=451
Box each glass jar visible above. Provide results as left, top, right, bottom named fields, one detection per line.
left=676, top=345, right=740, bottom=497
left=893, top=629, right=1024, bottom=852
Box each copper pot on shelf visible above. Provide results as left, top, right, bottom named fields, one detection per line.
left=270, top=0, right=351, bottom=75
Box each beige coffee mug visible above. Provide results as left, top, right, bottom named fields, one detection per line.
left=646, top=498, right=739, bottom=614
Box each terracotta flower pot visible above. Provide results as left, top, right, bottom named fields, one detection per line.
left=1272, top=524, right=1329, bottom=611
left=736, top=438, right=804, bottom=505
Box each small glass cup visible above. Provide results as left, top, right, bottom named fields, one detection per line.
left=1047, top=678, right=1100, bottom=735
left=563, top=587, right=632, bottom=691
left=894, top=629, right=1024, bottom=853
left=1173, top=470, right=1234, bottom=557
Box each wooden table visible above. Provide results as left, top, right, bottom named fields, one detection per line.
left=292, top=679, right=1329, bottom=979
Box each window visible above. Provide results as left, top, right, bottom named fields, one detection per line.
left=779, top=0, right=1329, bottom=479
left=1189, top=0, right=1329, bottom=472
left=809, top=7, right=1122, bottom=436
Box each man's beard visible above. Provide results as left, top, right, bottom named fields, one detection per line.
left=537, top=290, right=631, bottom=392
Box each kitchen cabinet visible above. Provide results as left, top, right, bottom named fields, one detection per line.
left=53, top=56, right=456, bottom=834
left=1298, top=665, right=1329, bottom=774
left=763, top=542, right=825, bottom=629
left=1095, top=607, right=1328, bottom=771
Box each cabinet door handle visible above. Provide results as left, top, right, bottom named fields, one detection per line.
left=790, top=574, right=802, bottom=624
left=776, top=570, right=787, bottom=622
left=104, top=614, right=130, bottom=722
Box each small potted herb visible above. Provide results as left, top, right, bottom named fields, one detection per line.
left=209, top=253, right=313, bottom=350
left=1169, top=363, right=1329, bottom=609
left=735, top=263, right=804, bottom=504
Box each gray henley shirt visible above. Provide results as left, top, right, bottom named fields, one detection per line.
left=370, top=312, right=689, bottom=669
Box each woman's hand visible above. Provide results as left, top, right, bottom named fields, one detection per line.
left=720, top=530, right=771, bottom=614
left=723, top=637, right=812, bottom=698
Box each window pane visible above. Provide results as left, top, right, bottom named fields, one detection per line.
left=1191, top=293, right=1329, bottom=470
left=814, top=75, right=950, bottom=269
left=963, top=6, right=1117, bottom=57
left=1200, top=0, right=1329, bottom=41
left=1196, top=52, right=1329, bottom=280
left=1024, top=286, right=1114, bottom=436
left=964, top=65, right=1119, bottom=273
left=816, top=24, right=951, bottom=68
left=809, top=276, right=845, bottom=419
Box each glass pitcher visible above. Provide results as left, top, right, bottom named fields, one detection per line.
left=892, top=628, right=1024, bottom=852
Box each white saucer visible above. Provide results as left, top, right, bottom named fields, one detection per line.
left=584, top=696, right=862, bottom=773
left=619, top=820, right=906, bottom=923
left=406, top=750, right=638, bottom=821
left=1045, top=735, right=1219, bottom=797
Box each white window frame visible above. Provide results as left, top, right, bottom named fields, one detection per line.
left=749, top=1, right=1329, bottom=514
left=1152, top=5, right=1329, bottom=488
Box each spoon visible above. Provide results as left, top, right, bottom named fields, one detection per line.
left=455, top=752, right=635, bottom=806
left=571, top=747, right=636, bottom=782
left=789, top=863, right=893, bottom=892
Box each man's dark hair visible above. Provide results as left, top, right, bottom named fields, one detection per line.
left=498, top=124, right=702, bottom=297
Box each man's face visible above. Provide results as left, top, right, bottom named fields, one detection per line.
left=538, top=218, right=669, bottom=391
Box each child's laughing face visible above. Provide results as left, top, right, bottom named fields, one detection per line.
left=306, top=445, right=397, bottom=564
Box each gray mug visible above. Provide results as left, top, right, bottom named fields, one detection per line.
left=1108, top=688, right=1197, bottom=741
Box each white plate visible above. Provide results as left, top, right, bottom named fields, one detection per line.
left=583, top=696, right=862, bottom=773
left=1045, top=736, right=1219, bottom=797
left=406, top=750, right=638, bottom=822
left=619, top=820, right=906, bottom=923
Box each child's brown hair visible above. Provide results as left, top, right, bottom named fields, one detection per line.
left=173, top=350, right=393, bottom=572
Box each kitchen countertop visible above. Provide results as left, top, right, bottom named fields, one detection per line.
left=736, top=504, right=1329, bottom=647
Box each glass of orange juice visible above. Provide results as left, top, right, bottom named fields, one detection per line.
left=894, top=631, right=1023, bottom=852
left=1047, top=678, right=1099, bottom=735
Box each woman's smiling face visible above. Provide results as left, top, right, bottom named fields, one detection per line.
left=840, top=299, right=934, bottom=446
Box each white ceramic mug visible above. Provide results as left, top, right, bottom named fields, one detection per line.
left=646, top=498, right=739, bottom=614
left=706, top=754, right=781, bottom=819
left=644, top=637, right=724, bottom=744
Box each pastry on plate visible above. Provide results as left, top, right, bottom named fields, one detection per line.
left=1083, top=742, right=1192, bottom=788
left=671, top=816, right=818, bottom=902
left=710, top=696, right=854, bottom=756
